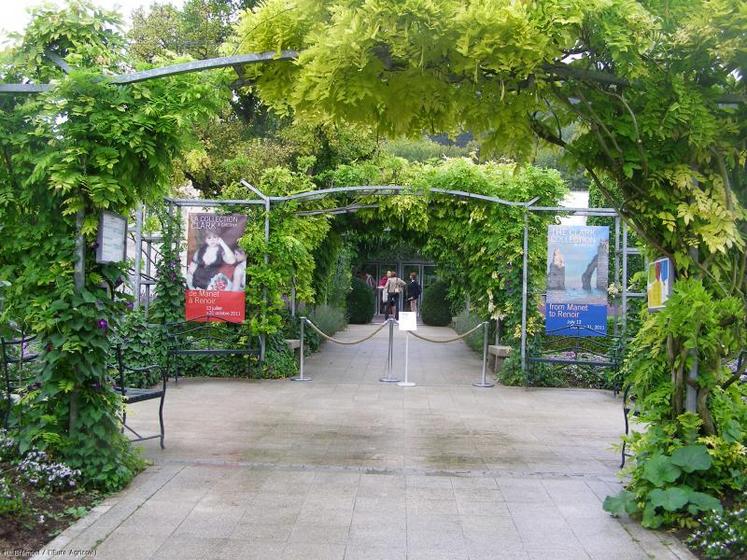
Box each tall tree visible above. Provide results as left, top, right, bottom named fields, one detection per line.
left=129, top=0, right=259, bottom=61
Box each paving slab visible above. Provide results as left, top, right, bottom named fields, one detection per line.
left=32, top=324, right=693, bottom=560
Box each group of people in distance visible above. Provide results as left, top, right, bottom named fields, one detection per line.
left=365, top=270, right=421, bottom=321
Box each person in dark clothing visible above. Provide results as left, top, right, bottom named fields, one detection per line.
left=406, top=272, right=422, bottom=313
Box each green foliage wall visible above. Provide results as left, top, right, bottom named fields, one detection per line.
left=324, top=157, right=566, bottom=340
left=0, top=1, right=223, bottom=489
left=221, top=168, right=333, bottom=340
left=347, top=278, right=375, bottom=324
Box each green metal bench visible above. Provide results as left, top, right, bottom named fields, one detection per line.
left=165, top=316, right=259, bottom=382
left=1, top=333, right=40, bottom=429
left=114, top=342, right=167, bottom=449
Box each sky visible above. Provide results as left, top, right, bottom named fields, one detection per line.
left=1, top=0, right=185, bottom=44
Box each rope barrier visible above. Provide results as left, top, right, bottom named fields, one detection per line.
left=304, top=318, right=390, bottom=345
left=409, top=322, right=487, bottom=344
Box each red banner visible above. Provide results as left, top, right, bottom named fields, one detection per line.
left=185, top=290, right=245, bottom=323
left=185, top=213, right=247, bottom=323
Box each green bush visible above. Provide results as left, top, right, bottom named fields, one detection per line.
left=309, top=304, right=347, bottom=336
left=421, top=281, right=451, bottom=326
left=259, top=333, right=298, bottom=379
left=452, top=309, right=484, bottom=353
left=347, top=278, right=375, bottom=324
left=498, top=348, right=524, bottom=385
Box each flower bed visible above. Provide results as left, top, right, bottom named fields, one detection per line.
left=0, top=431, right=101, bottom=558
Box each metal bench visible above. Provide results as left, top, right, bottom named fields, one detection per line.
left=527, top=325, right=623, bottom=391
left=114, top=342, right=167, bottom=449
left=1, top=333, right=41, bottom=429
left=165, top=316, right=259, bottom=382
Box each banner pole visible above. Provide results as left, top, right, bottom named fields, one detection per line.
left=520, top=210, right=529, bottom=374
left=133, top=205, right=144, bottom=309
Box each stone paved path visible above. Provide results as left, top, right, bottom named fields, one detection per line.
left=36, top=324, right=693, bottom=560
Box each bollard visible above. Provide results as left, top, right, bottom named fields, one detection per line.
left=473, top=321, right=495, bottom=388
left=380, top=318, right=400, bottom=383
left=291, top=316, right=312, bottom=382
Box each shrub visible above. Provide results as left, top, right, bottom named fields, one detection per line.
left=498, top=348, right=525, bottom=385
left=452, top=309, right=483, bottom=353
left=0, top=475, right=23, bottom=515
left=347, top=278, right=375, bottom=324
left=421, top=281, right=451, bottom=326
left=259, top=333, right=298, bottom=379
left=309, top=304, right=347, bottom=336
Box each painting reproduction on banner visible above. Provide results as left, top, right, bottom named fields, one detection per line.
left=647, top=257, right=672, bottom=311
left=185, top=213, right=247, bottom=322
left=545, top=225, right=609, bottom=336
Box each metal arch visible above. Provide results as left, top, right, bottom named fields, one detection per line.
left=0, top=84, right=51, bottom=93
left=164, top=185, right=541, bottom=208
left=0, top=51, right=299, bottom=94
left=268, top=185, right=538, bottom=208
left=296, top=204, right=381, bottom=216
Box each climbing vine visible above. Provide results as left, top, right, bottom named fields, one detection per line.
left=0, top=2, right=224, bottom=489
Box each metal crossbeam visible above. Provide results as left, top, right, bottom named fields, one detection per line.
left=0, top=51, right=298, bottom=94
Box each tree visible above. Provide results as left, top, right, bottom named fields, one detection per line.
left=233, top=0, right=746, bottom=525
left=129, top=0, right=259, bottom=62
left=128, top=3, right=185, bottom=63
left=127, top=0, right=380, bottom=198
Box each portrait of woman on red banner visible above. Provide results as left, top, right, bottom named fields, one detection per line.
left=186, top=215, right=247, bottom=292
left=185, top=213, right=247, bottom=322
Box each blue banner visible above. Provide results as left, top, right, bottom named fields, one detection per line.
left=545, top=225, right=609, bottom=337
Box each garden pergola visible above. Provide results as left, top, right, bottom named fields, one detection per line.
left=0, top=50, right=651, bottom=375
left=149, top=183, right=641, bottom=373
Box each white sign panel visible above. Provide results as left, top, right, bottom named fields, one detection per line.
left=96, top=211, right=127, bottom=264
left=398, top=312, right=417, bottom=331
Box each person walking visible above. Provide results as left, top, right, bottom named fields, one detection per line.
left=384, top=271, right=407, bottom=321
left=378, top=272, right=389, bottom=315
left=406, top=271, right=422, bottom=313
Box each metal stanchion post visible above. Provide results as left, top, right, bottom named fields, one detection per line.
left=380, top=318, right=400, bottom=383
left=473, top=321, right=495, bottom=388
left=398, top=331, right=415, bottom=387
left=291, top=316, right=311, bottom=382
